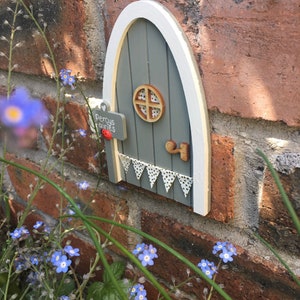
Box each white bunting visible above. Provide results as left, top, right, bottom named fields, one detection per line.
left=132, top=159, right=146, bottom=180
left=161, top=169, right=177, bottom=192
left=118, top=153, right=131, bottom=173
left=146, top=165, right=161, bottom=188
left=177, top=174, right=193, bottom=197
left=118, top=153, right=193, bottom=197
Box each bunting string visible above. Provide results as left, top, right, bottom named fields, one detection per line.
left=118, top=153, right=193, bottom=197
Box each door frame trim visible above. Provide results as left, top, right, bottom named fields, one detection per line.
left=103, top=0, right=211, bottom=215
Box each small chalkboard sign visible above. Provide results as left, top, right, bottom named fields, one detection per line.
left=92, top=108, right=127, bottom=141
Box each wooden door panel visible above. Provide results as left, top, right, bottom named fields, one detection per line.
left=116, top=19, right=191, bottom=205
left=127, top=19, right=154, bottom=188
left=147, top=21, right=173, bottom=198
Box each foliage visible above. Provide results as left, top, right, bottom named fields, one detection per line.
left=87, top=261, right=131, bottom=300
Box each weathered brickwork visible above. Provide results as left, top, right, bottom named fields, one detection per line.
left=6, top=153, right=67, bottom=218
left=141, top=211, right=300, bottom=300
left=260, top=169, right=300, bottom=256
left=0, top=0, right=299, bottom=299
left=6, top=153, right=129, bottom=252
left=42, top=96, right=105, bottom=175
left=1, top=0, right=299, bottom=124
left=0, top=0, right=96, bottom=79
left=104, top=0, right=300, bottom=126
left=209, top=134, right=235, bottom=222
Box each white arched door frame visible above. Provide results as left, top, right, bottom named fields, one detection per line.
left=103, top=0, right=211, bottom=215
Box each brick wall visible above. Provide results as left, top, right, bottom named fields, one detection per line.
left=0, top=0, right=299, bottom=299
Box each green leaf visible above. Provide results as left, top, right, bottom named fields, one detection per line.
left=104, top=279, right=132, bottom=300
left=103, top=261, right=126, bottom=283
left=87, top=279, right=132, bottom=300
left=87, top=282, right=105, bottom=300
left=101, top=287, right=123, bottom=300
left=57, top=276, right=76, bottom=296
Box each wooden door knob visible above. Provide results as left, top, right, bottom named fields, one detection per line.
left=165, top=140, right=190, bottom=162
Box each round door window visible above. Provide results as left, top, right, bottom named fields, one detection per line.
left=133, top=84, right=165, bottom=122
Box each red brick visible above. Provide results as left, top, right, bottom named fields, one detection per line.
left=0, top=0, right=96, bottom=79
left=8, top=199, right=44, bottom=229
left=259, top=169, right=300, bottom=256
left=69, top=189, right=129, bottom=254
left=104, top=0, right=300, bottom=125
left=42, top=96, right=106, bottom=175
left=6, top=153, right=68, bottom=217
left=141, top=211, right=299, bottom=300
left=208, top=134, right=235, bottom=222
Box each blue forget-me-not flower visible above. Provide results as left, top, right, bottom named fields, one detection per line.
left=0, top=87, right=49, bottom=129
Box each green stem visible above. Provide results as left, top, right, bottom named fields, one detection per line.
left=17, top=0, right=59, bottom=81
left=84, top=222, right=128, bottom=299
left=80, top=217, right=172, bottom=300
left=0, top=157, right=232, bottom=300
left=13, top=0, right=62, bottom=228
left=0, top=1, right=20, bottom=223
left=6, top=2, right=20, bottom=97
left=79, top=215, right=232, bottom=300
left=158, top=275, right=195, bottom=300
left=76, top=83, right=103, bottom=150
left=252, top=231, right=300, bottom=287
left=0, top=157, right=127, bottom=299
left=207, top=259, right=222, bottom=300
left=4, top=253, right=16, bottom=300
left=256, top=149, right=300, bottom=235
left=18, top=285, right=31, bottom=300
left=17, top=0, right=63, bottom=170
left=75, top=252, right=101, bottom=298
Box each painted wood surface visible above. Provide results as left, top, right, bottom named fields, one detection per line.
left=116, top=19, right=191, bottom=205
left=102, top=0, right=210, bottom=215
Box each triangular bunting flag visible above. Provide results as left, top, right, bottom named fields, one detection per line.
left=161, top=169, right=177, bottom=192
left=146, top=165, right=161, bottom=188
left=118, top=154, right=193, bottom=197
left=177, top=174, right=193, bottom=197
left=132, top=159, right=146, bottom=180
left=118, top=153, right=131, bottom=174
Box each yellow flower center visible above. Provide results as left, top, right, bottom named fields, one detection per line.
left=5, top=106, right=23, bottom=123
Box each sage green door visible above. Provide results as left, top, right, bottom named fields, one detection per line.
left=115, top=19, right=192, bottom=206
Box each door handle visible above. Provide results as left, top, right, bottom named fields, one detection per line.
left=165, top=140, right=190, bottom=162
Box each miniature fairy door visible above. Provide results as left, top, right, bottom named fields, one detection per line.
left=99, top=1, right=210, bottom=215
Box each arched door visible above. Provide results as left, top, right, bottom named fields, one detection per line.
left=98, top=0, right=211, bottom=215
